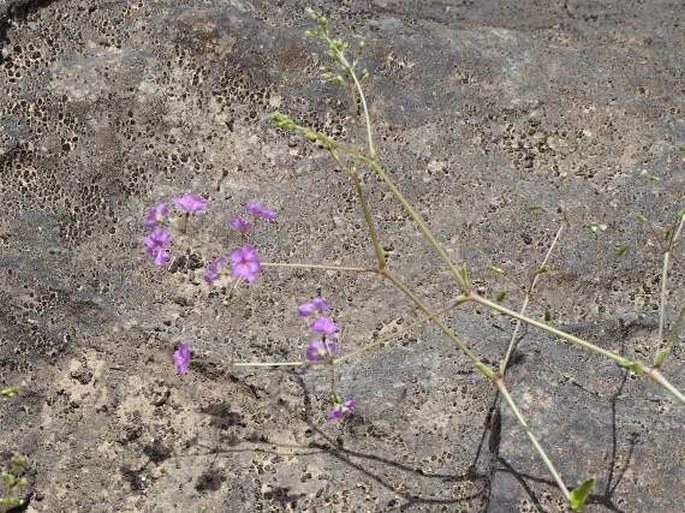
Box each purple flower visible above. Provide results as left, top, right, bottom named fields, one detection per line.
left=143, top=202, right=169, bottom=228
left=230, top=245, right=261, bottom=283
left=245, top=201, right=277, bottom=220
left=328, top=396, right=355, bottom=421
left=305, top=339, right=339, bottom=362
left=204, top=254, right=228, bottom=285
left=173, top=193, right=207, bottom=213
left=144, top=226, right=171, bottom=265
left=309, top=316, right=339, bottom=335
left=297, top=296, right=330, bottom=317
left=297, top=302, right=316, bottom=317
left=173, top=342, right=191, bottom=374
left=230, top=217, right=254, bottom=233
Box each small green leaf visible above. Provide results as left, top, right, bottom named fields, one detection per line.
left=536, top=265, right=551, bottom=276
left=527, top=202, right=543, bottom=212
left=678, top=143, right=685, bottom=153
left=495, top=289, right=507, bottom=302
left=459, top=264, right=471, bottom=289
left=634, top=213, right=649, bottom=223
left=0, top=496, right=22, bottom=507
left=678, top=207, right=685, bottom=219
left=544, top=307, right=552, bottom=322
left=9, top=455, right=25, bottom=473
left=654, top=348, right=669, bottom=367
left=586, top=223, right=607, bottom=234
left=614, top=244, right=629, bottom=257
left=569, top=477, right=595, bottom=512
left=0, top=385, right=23, bottom=398
left=622, top=360, right=644, bottom=375
left=269, top=112, right=296, bottom=131
left=640, top=172, right=661, bottom=182
left=487, top=263, right=506, bottom=275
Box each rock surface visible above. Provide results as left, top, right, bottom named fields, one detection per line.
left=0, top=0, right=683, bottom=511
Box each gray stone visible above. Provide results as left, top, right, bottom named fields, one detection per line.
left=0, top=1, right=683, bottom=511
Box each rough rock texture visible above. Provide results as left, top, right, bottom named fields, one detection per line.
left=0, top=0, right=683, bottom=511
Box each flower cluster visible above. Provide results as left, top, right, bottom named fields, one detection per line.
left=298, top=296, right=339, bottom=362
left=297, top=297, right=354, bottom=421
left=142, top=193, right=208, bottom=266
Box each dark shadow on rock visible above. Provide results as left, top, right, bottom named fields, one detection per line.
left=491, top=368, right=637, bottom=513
left=178, top=368, right=490, bottom=509
left=195, top=468, right=225, bottom=493
left=0, top=1, right=59, bottom=63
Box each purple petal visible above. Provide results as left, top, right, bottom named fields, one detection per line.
left=230, top=217, right=254, bottom=233
left=153, top=249, right=169, bottom=266
left=173, top=343, right=191, bottom=374
left=297, top=301, right=315, bottom=317
left=310, top=297, right=329, bottom=313
left=144, top=227, right=171, bottom=265
left=143, top=202, right=169, bottom=228
left=327, top=396, right=355, bottom=421
left=204, top=255, right=228, bottom=285
left=173, top=193, right=207, bottom=213
left=230, top=245, right=261, bottom=283
left=245, top=201, right=277, bottom=220
left=309, top=316, right=339, bottom=335
left=305, top=339, right=338, bottom=362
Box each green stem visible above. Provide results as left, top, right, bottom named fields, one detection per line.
left=291, top=123, right=468, bottom=291
left=657, top=215, right=684, bottom=344
left=360, top=156, right=468, bottom=291
left=231, top=360, right=310, bottom=368
left=262, top=262, right=376, bottom=273
left=382, top=270, right=492, bottom=378
left=328, top=149, right=386, bottom=269
left=645, top=367, right=685, bottom=403
left=495, top=378, right=570, bottom=499
left=471, top=292, right=635, bottom=368
left=655, top=307, right=685, bottom=368
left=501, top=224, right=564, bottom=375
left=327, top=38, right=376, bottom=158
left=352, top=170, right=386, bottom=269
left=334, top=296, right=468, bottom=364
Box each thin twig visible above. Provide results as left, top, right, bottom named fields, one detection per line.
left=495, top=378, right=570, bottom=499
left=334, top=296, right=468, bottom=364
left=500, top=223, right=564, bottom=375
left=657, top=215, right=684, bottom=344
left=262, top=261, right=376, bottom=273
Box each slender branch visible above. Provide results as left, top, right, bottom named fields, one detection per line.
left=289, top=124, right=469, bottom=291
left=645, top=367, right=685, bottom=403
left=231, top=360, right=310, bottom=368
left=328, top=149, right=386, bottom=269
left=495, top=378, right=570, bottom=499
left=471, top=292, right=635, bottom=367
left=471, top=292, right=685, bottom=404
left=501, top=223, right=564, bottom=375
left=262, top=262, right=376, bottom=273
left=382, top=270, right=492, bottom=378
left=334, top=296, right=469, bottom=364
left=326, top=37, right=376, bottom=158
left=657, top=215, right=684, bottom=344
left=655, top=307, right=685, bottom=368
